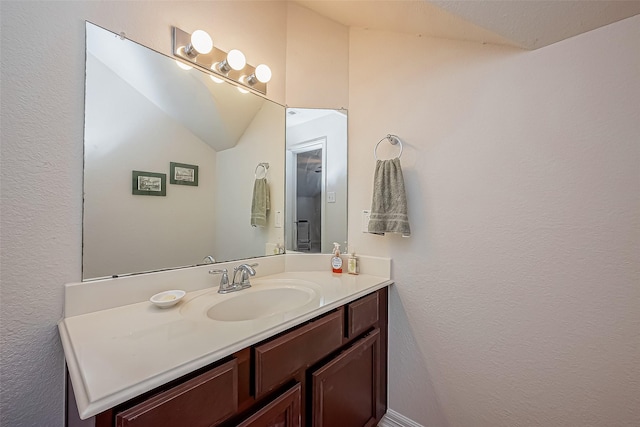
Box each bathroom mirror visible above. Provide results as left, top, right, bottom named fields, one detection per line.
left=82, top=22, right=285, bottom=280
left=285, top=108, right=347, bottom=254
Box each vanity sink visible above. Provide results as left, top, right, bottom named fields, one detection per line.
left=180, top=279, right=321, bottom=322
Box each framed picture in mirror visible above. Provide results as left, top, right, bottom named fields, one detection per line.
left=170, top=162, right=199, bottom=186
left=132, top=171, right=166, bottom=196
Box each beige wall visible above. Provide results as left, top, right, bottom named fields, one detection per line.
left=285, top=2, right=349, bottom=109
left=348, top=16, right=640, bottom=426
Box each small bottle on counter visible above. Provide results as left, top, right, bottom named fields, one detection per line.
left=347, top=251, right=359, bottom=275
left=331, top=242, right=343, bottom=274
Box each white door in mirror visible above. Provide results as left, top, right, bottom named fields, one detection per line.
left=150, top=290, right=186, bottom=308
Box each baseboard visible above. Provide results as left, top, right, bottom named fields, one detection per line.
left=378, top=409, right=424, bottom=427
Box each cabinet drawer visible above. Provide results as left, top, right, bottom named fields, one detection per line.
left=346, top=292, right=379, bottom=338
left=116, top=359, right=238, bottom=427
left=255, top=310, right=343, bottom=398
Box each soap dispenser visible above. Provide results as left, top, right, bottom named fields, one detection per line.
left=331, top=242, right=343, bottom=274
left=347, top=250, right=359, bottom=275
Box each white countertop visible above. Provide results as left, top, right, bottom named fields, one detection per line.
left=59, top=263, right=392, bottom=419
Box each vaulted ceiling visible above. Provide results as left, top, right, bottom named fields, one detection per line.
left=292, top=0, right=640, bottom=50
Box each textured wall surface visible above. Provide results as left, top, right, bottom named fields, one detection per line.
left=3, top=1, right=638, bottom=426
left=348, top=16, right=640, bottom=427
left=0, top=2, right=287, bottom=425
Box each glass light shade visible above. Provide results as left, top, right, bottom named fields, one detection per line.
left=254, top=64, right=272, bottom=83
left=175, top=60, right=192, bottom=70
left=227, top=49, right=246, bottom=71
left=190, top=30, right=213, bottom=54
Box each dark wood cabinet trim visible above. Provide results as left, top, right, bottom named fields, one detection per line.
left=236, top=383, right=301, bottom=427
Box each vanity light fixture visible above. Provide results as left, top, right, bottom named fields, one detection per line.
left=172, top=26, right=270, bottom=95
left=184, top=30, right=213, bottom=57
left=217, top=49, right=246, bottom=74
left=246, top=64, right=272, bottom=85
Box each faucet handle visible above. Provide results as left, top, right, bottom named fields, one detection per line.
left=209, top=268, right=230, bottom=292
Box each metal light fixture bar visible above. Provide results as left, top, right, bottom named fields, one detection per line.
left=172, top=26, right=267, bottom=95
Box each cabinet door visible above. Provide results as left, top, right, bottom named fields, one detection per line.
left=237, top=383, right=301, bottom=427
left=115, top=359, right=237, bottom=427
left=311, top=329, right=380, bottom=427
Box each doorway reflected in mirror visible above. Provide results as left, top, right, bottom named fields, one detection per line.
left=285, top=108, right=347, bottom=254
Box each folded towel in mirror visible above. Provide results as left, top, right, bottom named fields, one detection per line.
left=368, top=158, right=411, bottom=237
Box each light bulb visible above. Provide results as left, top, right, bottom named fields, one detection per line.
left=227, top=49, right=246, bottom=71
left=190, top=30, right=213, bottom=55
left=254, top=64, right=272, bottom=83
left=175, top=60, right=192, bottom=70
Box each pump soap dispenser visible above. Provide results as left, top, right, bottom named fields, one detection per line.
left=331, top=242, right=343, bottom=274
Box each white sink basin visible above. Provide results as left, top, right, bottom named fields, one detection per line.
left=180, top=279, right=321, bottom=322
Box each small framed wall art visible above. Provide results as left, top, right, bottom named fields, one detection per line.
left=170, top=162, right=199, bottom=187
left=132, top=170, right=167, bottom=196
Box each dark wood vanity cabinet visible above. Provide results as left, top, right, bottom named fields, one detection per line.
left=94, top=287, right=388, bottom=427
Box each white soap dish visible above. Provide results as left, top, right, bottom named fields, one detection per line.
left=150, top=290, right=186, bottom=308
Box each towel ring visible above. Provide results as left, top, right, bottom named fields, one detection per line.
left=374, top=134, right=403, bottom=160
left=255, top=162, right=269, bottom=179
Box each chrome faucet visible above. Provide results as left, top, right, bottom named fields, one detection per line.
left=209, top=263, right=258, bottom=294
left=232, top=263, right=258, bottom=289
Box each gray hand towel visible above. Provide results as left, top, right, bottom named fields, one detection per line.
left=368, top=157, right=411, bottom=237
left=251, top=178, right=270, bottom=227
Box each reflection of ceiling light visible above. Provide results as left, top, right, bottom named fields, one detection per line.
left=184, top=30, right=213, bottom=57
left=209, top=69, right=224, bottom=83
left=237, top=87, right=249, bottom=94
left=175, top=60, right=192, bottom=70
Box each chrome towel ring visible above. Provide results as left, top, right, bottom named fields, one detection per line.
left=255, top=162, right=269, bottom=179
left=374, top=134, right=403, bottom=160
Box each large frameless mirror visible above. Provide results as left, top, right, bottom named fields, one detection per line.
left=82, top=22, right=285, bottom=280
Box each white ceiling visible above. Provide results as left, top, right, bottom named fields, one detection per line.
left=292, top=0, right=640, bottom=50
